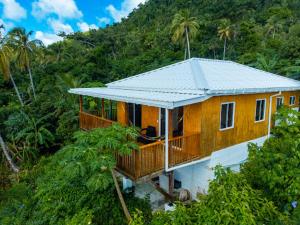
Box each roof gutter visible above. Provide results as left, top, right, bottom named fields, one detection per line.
left=268, top=91, right=281, bottom=138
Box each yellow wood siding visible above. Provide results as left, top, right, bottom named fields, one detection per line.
left=117, top=102, right=128, bottom=125
left=141, top=105, right=159, bottom=133
left=184, top=91, right=300, bottom=157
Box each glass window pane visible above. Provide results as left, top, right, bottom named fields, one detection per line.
left=135, top=104, right=142, bottom=128
left=221, top=104, right=227, bottom=129
left=255, top=100, right=260, bottom=121
left=227, top=103, right=234, bottom=127
left=260, top=100, right=265, bottom=120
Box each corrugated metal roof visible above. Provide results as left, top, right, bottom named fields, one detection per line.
left=107, top=58, right=300, bottom=94
left=69, top=58, right=300, bottom=108
left=69, top=88, right=208, bottom=109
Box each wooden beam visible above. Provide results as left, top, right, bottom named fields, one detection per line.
left=168, top=171, right=174, bottom=196
left=150, top=180, right=174, bottom=202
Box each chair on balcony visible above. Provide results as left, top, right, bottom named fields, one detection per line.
left=137, top=126, right=157, bottom=144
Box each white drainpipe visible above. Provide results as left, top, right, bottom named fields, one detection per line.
left=165, top=108, right=169, bottom=171
left=268, top=91, right=281, bottom=138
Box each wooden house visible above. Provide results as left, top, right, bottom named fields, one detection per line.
left=69, top=58, right=300, bottom=197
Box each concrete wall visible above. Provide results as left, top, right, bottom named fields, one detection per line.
left=160, top=136, right=267, bottom=199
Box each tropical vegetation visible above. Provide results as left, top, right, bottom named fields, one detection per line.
left=1, top=0, right=300, bottom=224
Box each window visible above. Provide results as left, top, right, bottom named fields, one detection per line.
left=289, top=96, right=296, bottom=105
left=127, top=103, right=141, bottom=127
left=255, top=99, right=266, bottom=122
left=220, top=102, right=235, bottom=130
left=276, top=97, right=284, bottom=110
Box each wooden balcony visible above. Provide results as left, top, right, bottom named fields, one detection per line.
left=116, top=133, right=204, bottom=180
left=80, top=111, right=114, bottom=130
left=79, top=111, right=206, bottom=180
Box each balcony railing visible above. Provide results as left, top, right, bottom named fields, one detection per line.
left=78, top=112, right=205, bottom=180
left=116, top=133, right=203, bottom=180
left=79, top=111, right=114, bottom=130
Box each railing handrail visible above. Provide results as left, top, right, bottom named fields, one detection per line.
left=139, top=133, right=200, bottom=150
left=80, top=111, right=114, bottom=123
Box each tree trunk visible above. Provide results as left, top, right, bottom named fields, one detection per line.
left=185, top=27, right=191, bottom=59
left=9, top=73, right=24, bottom=106
left=111, top=169, right=131, bottom=222
left=184, top=45, right=187, bottom=60
left=27, top=63, right=36, bottom=100
left=0, top=133, right=19, bottom=173
left=223, top=37, right=227, bottom=60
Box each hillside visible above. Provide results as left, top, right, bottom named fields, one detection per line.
left=0, top=0, right=300, bottom=224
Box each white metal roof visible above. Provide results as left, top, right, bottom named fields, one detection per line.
left=69, top=58, right=300, bottom=109
left=69, top=88, right=208, bottom=109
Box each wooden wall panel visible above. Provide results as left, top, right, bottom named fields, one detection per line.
left=183, top=91, right=300, bottom=157
left=117, top=102, right=128, bottom=125
left=141, top=105, right=159, bottom=133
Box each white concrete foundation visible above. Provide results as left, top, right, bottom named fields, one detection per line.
left=169, top=136, right=267, bottom=199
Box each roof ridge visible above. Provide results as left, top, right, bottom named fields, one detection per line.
left=189, top=59, right=209, bottom=90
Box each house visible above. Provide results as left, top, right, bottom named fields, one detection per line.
left=69, top=58, right=300, bottom=198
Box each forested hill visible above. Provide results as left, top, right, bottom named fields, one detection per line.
left=57, top=0, right=300, bottom=83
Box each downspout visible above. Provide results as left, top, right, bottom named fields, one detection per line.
left=268, top=91, right=281, bottom=138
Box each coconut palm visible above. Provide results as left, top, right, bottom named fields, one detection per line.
left=218, top=22, right=233, bottom=60
left=8, top=27, right=43, bottom=100
left=171, top=10, right=199, bottom=59
left=0, top=25, right=24, bottom=106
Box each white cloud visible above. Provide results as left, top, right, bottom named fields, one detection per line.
left=48, top=19, right=73, bottom=34
left=0, top=0, right=27, bottom=20
left=35, top=31, right=62, bottom=46
left=97, top=17, right=110, bottom=26
left=106, top=0, right=146, bottom=22
left=0, top=18, right=14, bottom=32
left=77, top=22, right=97, bottom=32
left=32, top=0, right=82, bottom=19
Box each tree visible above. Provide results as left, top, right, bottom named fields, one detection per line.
left=0, top=25, right=24, bottom=106
left=171, top=10, right=199, bottom=59
left=8, top=28, right=43, bottom=100
left=254, top=53, right=278, bottom=72
left=218, top=20, right=233, bottom=60
left=242, top=107, right=300, bottom=214
left=0, top=132, right=19, bottom=173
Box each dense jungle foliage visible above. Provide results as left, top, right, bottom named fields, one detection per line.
left=1, top=0, right=300, bottom=224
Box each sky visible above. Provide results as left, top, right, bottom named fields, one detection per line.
left=0, top=0, right=146, bottom=45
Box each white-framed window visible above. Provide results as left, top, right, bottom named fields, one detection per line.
left=289, top=96, right=296, bottom=105
left=255, top=99, right=266, bottom=122
left=220, top=102, right=235, bottom=130
left=276, top=97, right=284, bottom=110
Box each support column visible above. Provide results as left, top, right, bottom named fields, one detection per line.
left=168, top=171, right=174, bottom=196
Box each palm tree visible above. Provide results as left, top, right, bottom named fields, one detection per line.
left=171, top=10, right=199, bottom=59
left=218, top=21, right=233, bottom=60
left=0, top=25, right=24, bottom=106
left=265, top=16, right=283, bottom=39
left=255, top=53, right=278, bottom=72
left=8, top=28, right=43, bottom=100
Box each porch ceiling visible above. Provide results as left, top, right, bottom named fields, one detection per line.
left=68, top=87, right=209, bottom=109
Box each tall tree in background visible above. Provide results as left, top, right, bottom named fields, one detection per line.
left=9, top=28, right=43, bottom=100
left=0, top=25, right=24, bottom=106
left=171, top=10, right=199, bottom=59
left=218, top=20, right=233, bottom=60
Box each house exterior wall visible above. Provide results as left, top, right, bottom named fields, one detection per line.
left=183, top=91, right=300, bottom=157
